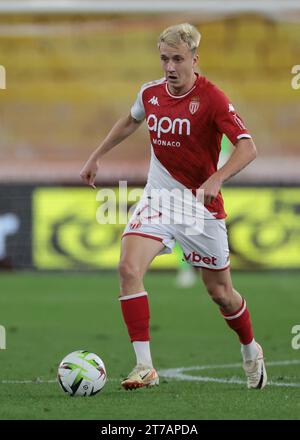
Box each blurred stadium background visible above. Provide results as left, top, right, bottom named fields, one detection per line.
left=1, top=0, right=300, bottom=421
left=0, top=0, right=299, bottom=271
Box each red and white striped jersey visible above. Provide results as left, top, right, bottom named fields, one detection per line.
left=131, top=74, right=251, bottom=218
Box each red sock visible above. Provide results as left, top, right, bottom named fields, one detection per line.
left=119, top=291, right=150, bottom=342
left=221, top=298, right=254, bottom=345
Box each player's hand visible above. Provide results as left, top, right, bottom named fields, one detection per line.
left=80, top=158, right=99, bottom=189
left=197, top=174, right=222, bottom=205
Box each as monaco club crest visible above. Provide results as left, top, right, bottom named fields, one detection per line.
left=189, top=96, right=200, bottom=115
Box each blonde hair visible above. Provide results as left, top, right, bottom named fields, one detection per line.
left=158, top=23, right=201, bottom=54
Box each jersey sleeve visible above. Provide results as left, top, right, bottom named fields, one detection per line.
left=209, top=85, right=251, bottom=144
left=130, top=87, right=146, bottom=121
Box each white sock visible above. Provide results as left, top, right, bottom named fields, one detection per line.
left=132, top=341, right=153, bottom=367
left=241, top=339, right=259, bottom=361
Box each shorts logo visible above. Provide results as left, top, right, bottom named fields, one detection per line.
left=189, top=96, right=200, bottom=115
left=129, top=220, right=141, bottom=229
left=183, top=251, right=217, bottom=266
left=129, top=203, right=162, bottom=229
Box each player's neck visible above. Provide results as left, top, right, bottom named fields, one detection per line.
left=168, top=72, right=198, bottom=96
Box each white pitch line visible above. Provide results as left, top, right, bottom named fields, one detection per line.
left=0, top=378, right=119, bottom=384
left=159, top=372, right=300, bottom=388
left=160, top=359, right=300, bottom=373
left=158, top=359, right=300, bottom=388
left=1, top=379, right=57, bottom=384
left=2, top=360, right=300, bottom=387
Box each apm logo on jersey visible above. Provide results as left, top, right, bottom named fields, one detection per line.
left=147, top=114, right=190, bottom=147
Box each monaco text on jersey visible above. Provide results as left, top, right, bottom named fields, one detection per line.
left=152, top=138, right=181, bottom=147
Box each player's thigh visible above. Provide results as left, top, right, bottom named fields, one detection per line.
left=119, top=234, right=165, bottom=278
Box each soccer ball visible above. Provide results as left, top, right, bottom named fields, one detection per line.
left=57, top=350, right=107, bottom=396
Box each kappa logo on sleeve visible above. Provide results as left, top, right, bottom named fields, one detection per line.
left=148, top=96, right=160, bottom=106
left=228, top=103, right=235, bottom=112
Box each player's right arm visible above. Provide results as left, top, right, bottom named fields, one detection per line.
left=80, top=113, right=143, bottom=188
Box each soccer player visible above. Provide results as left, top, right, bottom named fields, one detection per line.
left=80, top=23, right=267, bottom=390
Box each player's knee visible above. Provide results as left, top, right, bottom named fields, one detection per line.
left=205, top=282, right=232, bottom=308
left=118, top=260, right=142, bottom=284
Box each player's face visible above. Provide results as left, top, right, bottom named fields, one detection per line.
left=159, top=42, right=198, bottom=94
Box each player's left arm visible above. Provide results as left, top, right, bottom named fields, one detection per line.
left=198, top=85, right=257, bottom=205
left=198, top=138, right=257, bottom=205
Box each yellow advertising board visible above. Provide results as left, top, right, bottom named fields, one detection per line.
left=223, top=187, right=300, bottom=269
left=32, top=187, right=178, bottom=270
left=33, top=186, right=300, bottom=270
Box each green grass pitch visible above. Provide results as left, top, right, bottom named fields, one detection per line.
left=0, top=271, right=299, bottom=420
